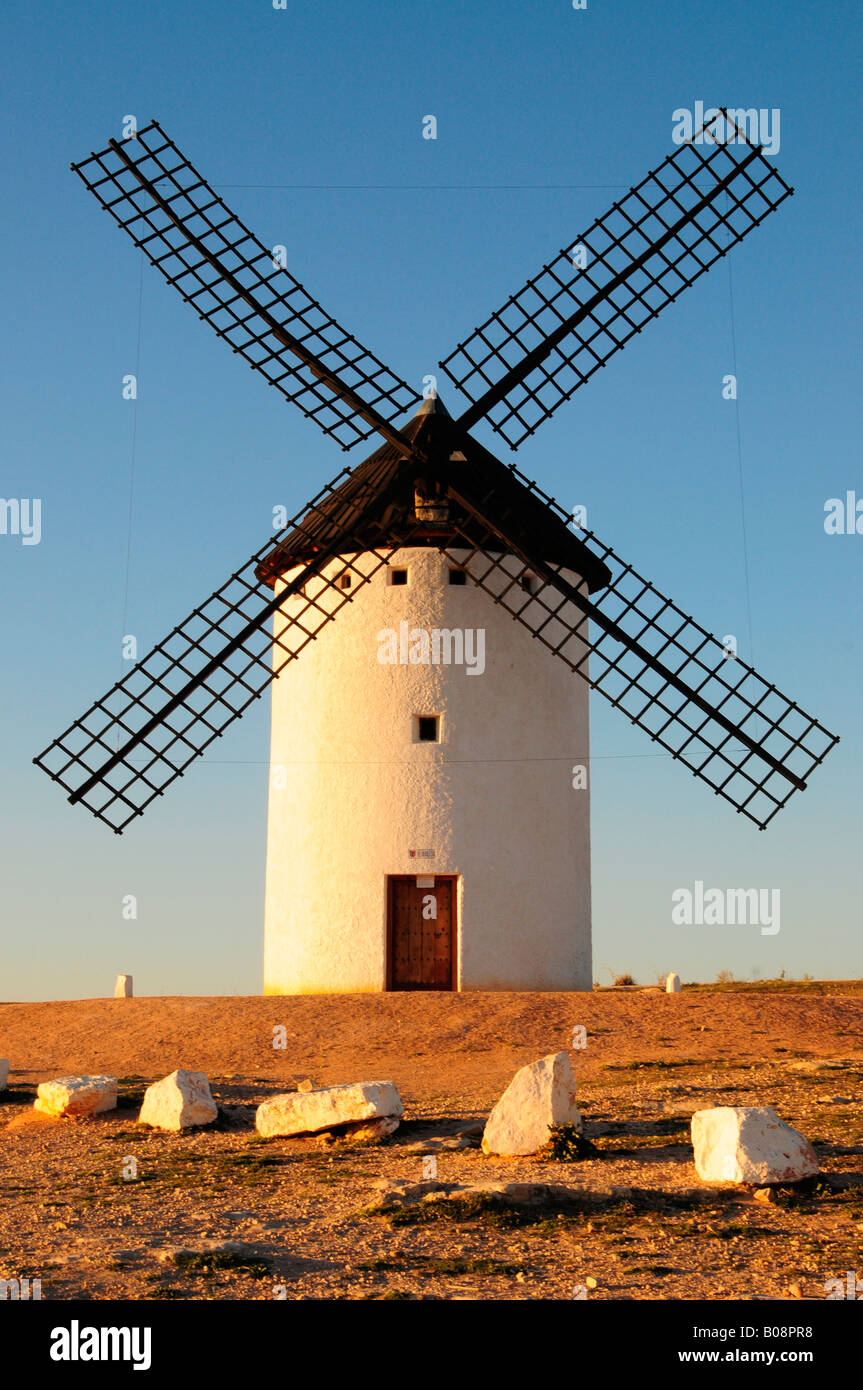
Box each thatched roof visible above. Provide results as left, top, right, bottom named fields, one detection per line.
left=256, top=397, right=610, bottom=592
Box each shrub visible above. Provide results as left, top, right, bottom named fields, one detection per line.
left=542, top=1124, right=598, bottom=1161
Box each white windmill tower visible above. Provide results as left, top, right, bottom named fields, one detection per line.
left=36, top=115, right=838, bottom=995
left=258, top=395, right=609, bottom=993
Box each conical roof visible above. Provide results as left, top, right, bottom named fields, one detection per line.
left=257, top=397, right=610, bottom=592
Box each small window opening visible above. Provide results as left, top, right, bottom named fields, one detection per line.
left=390, top=568, right=408, bottom=586
left=417, top=715, right=440, bottom=742
left=520, top=573, right=538, bottom=595
left=448, top=567, right=467, bottom=586
left=337, top=571, right=352, bottom=590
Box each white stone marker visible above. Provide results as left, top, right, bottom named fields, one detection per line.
left=34, top=1075, right=118, bottom=1118
left=0, top=1059, right=8, bottom=1092
left=666, top=972, right=681, bottom=993
left=114, top=975, right=133, bottom=998
left=691, top=1105, right=819, bottom=1185
left=256, top=1080, right=403, bottom=1138
left=138, top=1069, right=218, bottom=1131
left=482, top=1051, right=583, bottom=1156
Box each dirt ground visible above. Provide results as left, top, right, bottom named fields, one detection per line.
left=1, top=985, right=861, bottom=1301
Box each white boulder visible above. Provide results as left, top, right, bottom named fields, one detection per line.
left=256, top=1080, right=402, bottom=1138
left=114, top=974, right=133, bottom=998
left=0, top=1059, right=8, bottom=1092
left=666, top=972, right=681, bottom=993
left=482, top=1052, right=583, bottom=1156
left=138, top=1069, right=218, bottom=1132
left=34, top=1075, right=117, bottom=1118
left=691, top=1106, right=819, bottom=1185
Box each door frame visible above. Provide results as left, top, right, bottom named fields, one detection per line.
left=385, top=874, right=459, bottom=992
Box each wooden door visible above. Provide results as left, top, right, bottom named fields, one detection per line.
left=387, top=876, right=455, bottom=990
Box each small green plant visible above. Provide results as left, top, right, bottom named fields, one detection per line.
left=422, top=1256, right=521, bottom=1275
left=116, top=1087, right=147, bottom=1110
left=378, top=1188, right=594, bottom=1230
left=173, top=1250, right=271, bottom=1278
left=614, top=973, right=635, bottom=987
left=541, top=1124, right=598, bottom=1161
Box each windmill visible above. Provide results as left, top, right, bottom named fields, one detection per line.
left=35, top=111, right=838, bottom=993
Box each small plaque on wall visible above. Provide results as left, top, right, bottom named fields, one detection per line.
left=409, top=848, right=435, bottom=859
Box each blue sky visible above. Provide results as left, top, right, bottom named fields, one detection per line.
left=1, top=0, right=860, bottom=999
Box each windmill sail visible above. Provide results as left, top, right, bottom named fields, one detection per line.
left=73, top=122, right=418, bottom=450
left=36, top=121, right=837, bottom=835
left=442, top=110, right=793, bottom=448
left=442, top=471, right=837, bottom=830
left=33, top=468, right=428, bottom=833
left=34, top=401, right=838, bottom=833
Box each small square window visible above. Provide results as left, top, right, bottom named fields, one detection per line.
left=448, top=567, right=467, bottom=586
left=520, top=573, right=538, bottom=595
left=390, top=568, right=408, bottom=586
left=417, top=715, right=439, bottom=742
left=337, top=571, right=352, bottom=590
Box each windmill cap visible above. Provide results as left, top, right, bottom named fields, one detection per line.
left=255, top=399, right=611, bottom=596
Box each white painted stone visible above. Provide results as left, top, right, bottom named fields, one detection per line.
left=138, top=1069, right=218, bottom=1132
left=34, top=1075, right=117, bottom=1118
left=666, top=972, right=681, bottom=993
left=114, top=974, right=133, bottom=998
left=691, top=1106, right=819, bottom=1185
left=0, top=1059, right=8, bottom=1092
left=256, top=1080, right=402, bottom=1138
left=482, top=1052, right=583, bottom=1156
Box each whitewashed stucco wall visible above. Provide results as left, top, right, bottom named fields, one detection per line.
left=263, top=545, right=592, bottom=992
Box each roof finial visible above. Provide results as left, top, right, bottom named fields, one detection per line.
left=414, top=391, right=450, bottom=417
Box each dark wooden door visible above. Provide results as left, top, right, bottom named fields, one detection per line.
left=387, top=876, right=455, bottom=990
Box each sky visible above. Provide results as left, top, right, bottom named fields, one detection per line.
left=1, top=0, right=860, bottom=1000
